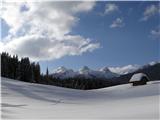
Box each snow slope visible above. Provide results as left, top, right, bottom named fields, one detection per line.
left=1, top=77, right=160, bottom=119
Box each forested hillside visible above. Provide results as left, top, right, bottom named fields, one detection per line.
left=1, top=52, right=160, bottom=89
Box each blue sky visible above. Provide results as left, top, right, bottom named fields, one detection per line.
left=1, top=1, right=160, bottom=73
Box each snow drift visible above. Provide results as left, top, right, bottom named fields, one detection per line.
left=1, top=77, right=160, bottom=119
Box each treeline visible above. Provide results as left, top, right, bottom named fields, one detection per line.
left=41, top=76, right=109, bottom=90
left=1, top=52, right=41, bottom=83
left=1, top=52, right=160, bottom=90
left=1, top=52, right=110, bottom=89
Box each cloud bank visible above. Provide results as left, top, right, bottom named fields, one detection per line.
left=1, top=1, right=100, bottom=61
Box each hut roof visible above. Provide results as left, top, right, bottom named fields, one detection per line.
left=130, top=73, right=148, bottom=82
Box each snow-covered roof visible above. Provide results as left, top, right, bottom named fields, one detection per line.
left=130, top=73, right=148, bottom=82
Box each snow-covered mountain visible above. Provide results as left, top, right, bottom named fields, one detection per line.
left=79, top=66, right=119, bottom=79
left=52, top=66, right=119, bottom=79
left=78, top=66, right=94, bottom=78
left=109, top=61, right=160, bottom=75
left=52, top=62, right=159, bottom=79
left=109, top=64, right=140, bottom=75
left=53, top=66, right=78, bottom=79
left=100, top=67, right=119, bottom=78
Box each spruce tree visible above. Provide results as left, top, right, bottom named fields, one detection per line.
left=20, top=57, right=32, bottom=82
left=12, top=55, right=19, bottom=79
left=33, top=62, right=41, bottom=83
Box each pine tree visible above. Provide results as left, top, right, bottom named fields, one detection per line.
left=45, top=67, right=50, bottom=84
left=1, top=52, right=9, bottom=77
left=20, top=57, right=32, bottom=82
left=46, top=67, right=49, bottom=77
left=12, top=55, right=19, bottom=79
left=33, top=62, right=41, bottom=83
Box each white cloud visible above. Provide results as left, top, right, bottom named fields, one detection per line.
left=141, top=4, right=160, bottom=21
left=104, top=3, right=119, bottom=14
left=109, top=65, right=140, bottom=75
left=110, top=18, right=124, bottom=28
left=150, top=27, right=160, bottom=39
left=2, top=34, right=100, bottom=61
left=72, top=2, right=96, bottom=13
left=1, top=1, right=100, bottom=61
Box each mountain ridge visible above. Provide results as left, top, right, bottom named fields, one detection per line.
left=51, top=61, right=159, bottom=80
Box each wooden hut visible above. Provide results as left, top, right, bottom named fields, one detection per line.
left=130, top=73, right=149, bottom=86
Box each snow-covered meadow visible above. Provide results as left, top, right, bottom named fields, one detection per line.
left=1, top=77, right=160, bottom=119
